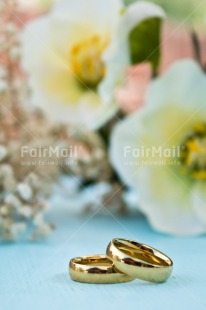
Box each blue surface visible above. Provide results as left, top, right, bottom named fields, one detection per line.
left=1, top=204, right=206, bottom=310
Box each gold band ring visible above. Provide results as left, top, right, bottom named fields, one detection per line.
left=69, top=254, right=134, bottom=284
left=106, top=238, right=173, bottom=283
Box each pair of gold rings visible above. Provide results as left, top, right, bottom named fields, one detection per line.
left=69, top=238, right=173, bottom=284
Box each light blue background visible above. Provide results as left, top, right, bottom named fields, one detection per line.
left=1, top=202, right=206, bottom=310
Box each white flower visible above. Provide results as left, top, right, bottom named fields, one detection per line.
left=17, top=183, right=33, bottom=201
left=22, top=0, right=165, bottom=130
left=0, top=79, right=8, bottom=93
left=0, top=66, right=7, bottom=79
left=0, top=145, right=8, bottom=162
left=22, top=0, right=123, bottom=130
left=110, top=60, right=206, bottom=236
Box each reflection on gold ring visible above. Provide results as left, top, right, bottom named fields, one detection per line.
left=107, top=238, right=173, bottom=283
left=69, top=254, right=134, bottom=284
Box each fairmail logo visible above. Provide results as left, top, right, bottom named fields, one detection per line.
left=124, top=145, right=182, bottom=159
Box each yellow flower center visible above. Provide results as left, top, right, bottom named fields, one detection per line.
left=70, top=35, right=108, bottom=89
left=180, top=123, right=206, bottom=180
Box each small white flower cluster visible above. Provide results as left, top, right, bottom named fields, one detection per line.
left=0, top=148, right=54, bottom=241
left=63, top=129, right=112, bottom=182
left=0, top=1, right=56, bottom=241
left=0, top=0, right=21, bottom=96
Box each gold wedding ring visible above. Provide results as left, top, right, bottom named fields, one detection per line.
left=69, top=254, right=134, bottom=284
left=107, top=238, right=173, bottom=283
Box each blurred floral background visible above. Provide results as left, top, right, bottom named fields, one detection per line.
left=1, top=0, right=206, bottom=241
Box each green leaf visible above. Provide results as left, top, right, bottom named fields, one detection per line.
left=129, top=17, right=162, bottom=73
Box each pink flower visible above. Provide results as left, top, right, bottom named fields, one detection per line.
left=116, top=63, right=151, bottom=114
left=117, top=23, right=206, bottom=114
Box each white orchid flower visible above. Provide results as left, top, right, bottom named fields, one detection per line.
left=22, top=0, right=165, bottom=130
left=110, top=60, right=206, bottom=236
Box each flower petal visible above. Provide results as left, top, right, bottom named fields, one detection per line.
left=30, top=82, right=118, bottom=130
left=22, top=17, right=84, bottom=108
left=117, top=1, right=166, bottom=39
left=110, top=109, right=150, bottom=187
left=53, top=0, right=123, bottom=33
left=143, top=60, right=206, bottom=146
left=147, top=60, right=206, bottom=110
left=135, top=165, right=206, bottom=236
left=192, top=182, right=206, bottom=225
left=21, top=16, right=52, bottom=72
